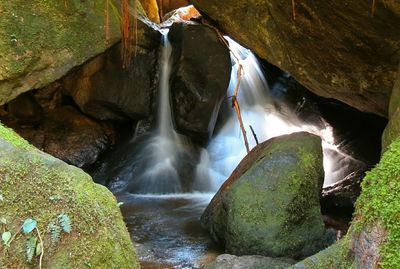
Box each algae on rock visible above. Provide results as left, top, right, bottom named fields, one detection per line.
left=0, top=124, right=139, bottom=268
left=202, top=132, right=326, bottom=259
left=0, top=0, right=122, bottom=105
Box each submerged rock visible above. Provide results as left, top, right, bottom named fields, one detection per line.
left=0, top=124, right=139, bottom=268
left=204, top=254, right=296, bottom=269
left=63, top=18, right=161, bottom=122
left=169, top=22, right=231, bottom=141
left=201, top=132, right=326, bottom=259
left=190, top=0, right=400, bottom=117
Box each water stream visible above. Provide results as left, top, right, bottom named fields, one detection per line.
left=109, top=34, right=368, bottom=268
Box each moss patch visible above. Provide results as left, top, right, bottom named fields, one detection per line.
left=352, top=137, right=400, bottom=268
left=0, top=123, right=139, bottom=268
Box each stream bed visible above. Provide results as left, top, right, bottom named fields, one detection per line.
left=118, top=193, right=222, bottom=268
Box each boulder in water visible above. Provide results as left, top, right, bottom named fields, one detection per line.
left=169, top=22, right=232, bottom=142
left=201, top=132, right=326, bottom=258
left=0, top=124, right=139, bottom=268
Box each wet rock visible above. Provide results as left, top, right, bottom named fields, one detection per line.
left=204, top=254, right=295, bottom=269
left=169, top=22, right=231, bottom=141
left=63, top=18, right=161, bottom=121
left=139, top=0, right=160, bottom=23
left=41, top=106, right=115, bottom=168
left=201, top=132, right=326, bottom=259
left=190, top=0, right=400, bottom=117
left=7, top=92, right=43, bottom=126
left=0, top=124, right=139, bottom=268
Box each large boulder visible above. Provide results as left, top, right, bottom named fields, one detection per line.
left=0, top=124, right=139, bottom=268
left=169, top=22, right=231, bottom=141
left=63, top=18, right=161, bottom=121
left=201, top=132, right=326, bottom=259
left=190, top=0, right=400, bottom=117
left=0, top=0, right=123, bottom=105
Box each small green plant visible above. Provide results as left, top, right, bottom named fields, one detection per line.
left=58, top=213, right=72, bottom=233
left=1, top=214, right=73, bottom=269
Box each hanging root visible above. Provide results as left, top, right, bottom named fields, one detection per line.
left=205, top=23, right=251, bottom=153
left=371, top=0, right=376, bottom=17
left=291, top=0, right=296, bottom=21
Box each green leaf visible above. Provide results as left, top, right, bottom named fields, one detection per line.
left=35, top=241, right=42, bottom=256
left=2, top=231, right=11, bottom=246
left=26, top=236, right=38, bottom=262
left=0, top=217, right=6, bottom=225
left=22, top=218, right=37, bottom=234
left=0, top=194, right=4, bottom=201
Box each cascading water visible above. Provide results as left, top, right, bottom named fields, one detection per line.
left=109, top=32, right=191, bottom=194
left=199, top=37, right=366, bottom=190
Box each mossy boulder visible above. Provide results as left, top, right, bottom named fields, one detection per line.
left=0, top=0, right=122, bottom=105
left=190, top=0, right=400, bottom=117
left=201, top=132, right=326, bottom=259
left=0, top=124, right=139, bottom=268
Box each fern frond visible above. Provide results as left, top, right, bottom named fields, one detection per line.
left=26, top=236, right=37, bottom=262
left=47, top=221, right=61, bottom=245
left=58, top=214, right=72, bottom=233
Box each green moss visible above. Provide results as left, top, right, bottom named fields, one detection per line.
left=288, top=239, right=354, bottom=269
left=0, top=122, right=32, bottom=149
left=352, top=137, right=400, bottom=268
left=0, top=123, right=139, bottom=268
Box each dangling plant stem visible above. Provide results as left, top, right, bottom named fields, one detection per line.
left=104, top=0, right=110, bottom=42
left=371, top=0, right=376, bottom=17
left=35, top=227, right=44, bottom=269
left=207, top=24, right=250, bottom=153
left=291, top=0, right=296, bottom=20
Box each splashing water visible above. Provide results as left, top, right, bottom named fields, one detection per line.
left=198, top=37, right=365, bottom=190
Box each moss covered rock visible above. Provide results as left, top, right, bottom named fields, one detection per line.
left=190, top=0, right=400, bottom=117
left=0, top=0, right=122, bottom=105
left=0, top=124, right=139, bottom=268
left=201, top=132, right=326, bottom=259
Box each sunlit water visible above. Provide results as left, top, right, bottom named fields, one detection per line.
left=198, top=37, right=366, bottom=189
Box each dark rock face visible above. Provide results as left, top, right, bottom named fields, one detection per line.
left=201, top=132, right=326, bottom=259
left=7, top=92, right=43, bottom=126
left=190, top=0, right=400, bottom=117
left=2, top=104, right=115, bottom=168
left=63, top=19, right=161, bottom=121
left=169, top=22, right=231, bottom=141
left=41, top=106, right=115, bottom=168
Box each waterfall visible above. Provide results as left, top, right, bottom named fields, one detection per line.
left=110, top=32, right=189, bottom=194
left=198, top=37, right=365, bottom=191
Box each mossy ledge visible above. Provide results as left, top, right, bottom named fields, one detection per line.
left=0, top=123, right=139, bottom=268
left=290, top=137, right=400, bottom=268
left=350, top=137, right=400, bottom=268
